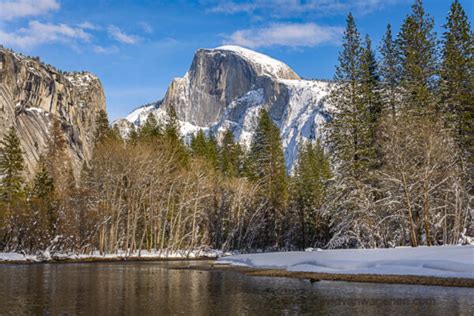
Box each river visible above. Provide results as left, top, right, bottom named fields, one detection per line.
left=0, top=261, right=472, bottom=315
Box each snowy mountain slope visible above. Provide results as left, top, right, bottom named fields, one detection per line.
left=115, top=46, right=333, bottom=170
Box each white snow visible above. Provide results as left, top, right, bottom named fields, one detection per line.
left=65, top=72, right=97, bottom=87
left=277, top=79, right=332, bottom=171
left=214, top=45, right=298, bottom=79
left=126, top=104, right=158, bottom=124
left=217, top=246, right=474, bottom=279
left=0, top=252, right=37, bottom=262
left=0, top=249, right=224, bottom=262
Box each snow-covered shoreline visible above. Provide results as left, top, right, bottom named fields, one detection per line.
left=0, top=249, right=224, bottom=263
left=217, top=246, right=474, bottom=279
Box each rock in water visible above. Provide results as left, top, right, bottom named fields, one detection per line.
left=0, top=47, right=106, bottom=178
left=116, top=45, right=333, bottom=170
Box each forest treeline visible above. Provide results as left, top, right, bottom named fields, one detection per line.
left=0, top=0, right=472, bottom=255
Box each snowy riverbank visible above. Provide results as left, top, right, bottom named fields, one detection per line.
left=217, top=246, right=474, bottom=279
left=0, top=249, right=224, bottom=263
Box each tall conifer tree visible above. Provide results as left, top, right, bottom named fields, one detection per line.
left=327, top=13, right=373, bottom=176
left=380, top=24, right=401, bottom=115
left=397, top=0, right=437, bottom=113
left=291, top=140, right=331, bottom=248
left=164, top=105, right=188, bottom=166
left=440, top=0, right=473, bottom=163
left=360, top=35, right=383, bottom=167
left=248, top=109, right=288, bottom=247
left=219, top=129, right=240, bottom=178
left=0, top=126, right=25, bottom=206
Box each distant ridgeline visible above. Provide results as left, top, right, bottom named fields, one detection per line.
left=0, top=0, right=472, bottom=256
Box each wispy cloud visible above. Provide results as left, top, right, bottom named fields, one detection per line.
left=138, top=22, right=153, bottom=34
left=92, top=45, right=119, bottom=54
left=210, top=0, right=406, bottom=17
left=0, top=20, right=91, bottom=49
left=223, top=23, right=343, bottom=48
left=78, top=21, right=98, bottom=30
left=0, top=0, right=60, bottom=20
left=108, top=25, right=139, bottom=44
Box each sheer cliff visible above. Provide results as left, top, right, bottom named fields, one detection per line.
left=0, top=47, right=106, bottom=178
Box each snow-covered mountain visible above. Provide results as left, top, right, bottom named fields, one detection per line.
left=115, top=45, right=333, bottom=169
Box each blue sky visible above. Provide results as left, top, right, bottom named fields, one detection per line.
left=0, top=0, right=472, bottom=120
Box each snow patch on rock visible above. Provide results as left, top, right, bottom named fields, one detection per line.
left=214, top=45, right=299, bottom=80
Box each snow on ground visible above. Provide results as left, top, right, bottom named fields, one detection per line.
left=217, top=246, right=474, bottom=279
left=0, top=249, right=224, bottom=263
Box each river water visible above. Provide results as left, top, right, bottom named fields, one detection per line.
left=0, top=261, right=472, bottom=315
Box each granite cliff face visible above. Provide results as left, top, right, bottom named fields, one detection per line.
left=163, top=46, right=300, bottom=127
left=0, top=47, right=106, bottom=178
left=117, top=45, right=333, bottom=170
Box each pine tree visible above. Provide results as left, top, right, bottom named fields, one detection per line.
left=94, top=110, right=113, bottom=144
left=206, top=133, right=219, bottom=170
left=191, top=129, right=208, bottom=157
left=163, top=105, right=188, bottom=166
left=32, top=157, right=54, bottom=198
left=164, top=106, right=181, bottom=143
left=191, top=130, right=218, bottom=169
left=379, top=24, right=401, bottom=115
left=139, top=112, right=161, bottom=139
left=327, top=13, right=371, bottom=176
left=397, top=0, right=438, bottom=113
left=31, top=156, right=56, bottom=235
left=440, top=0, right=473, bottom=164
left=325, top=14, right=382, bottom=249
left=248, top=108, right=288, bottom=247
left=0, top=126, right=25, bottom=206
left=360, top=35, right=383, bottom=168
left=219, top=129, right=240, bottom=178
left=291, top=140, right=331, bottom=248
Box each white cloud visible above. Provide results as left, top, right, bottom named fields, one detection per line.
left=108, top=25, right=139, bottom=44
left=93, top=45, right=119, bottom=54
left=138, top=22, right=153, bottom=34
left=78, top=21, right=98, bottom=30
left=0, top=0, right=59, bottom=20
left=210, top=1, right=257, bottom=14
left=223, top=23, right=343, bottom=48
left=0, top=20, right=91, bottom=49
left=210, top=0, right=405, bottom=17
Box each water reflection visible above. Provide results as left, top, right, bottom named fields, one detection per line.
left=0, top=261, right=472, bottom=315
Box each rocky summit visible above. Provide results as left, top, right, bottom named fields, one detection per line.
left=116, top=45, right=333, bottom=170
left=0, top=47, right=106, bottom=178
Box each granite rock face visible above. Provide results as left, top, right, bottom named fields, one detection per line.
left=0, top=47, right=106, bottom=178
left=163, top=46, right=300, bottom=127
left=117, top=45, right=333, bottom=170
